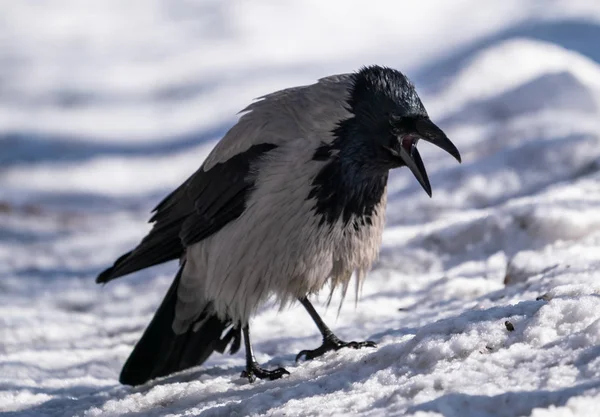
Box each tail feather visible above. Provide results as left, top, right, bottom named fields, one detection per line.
left=119, top=266, right=240, bottom=386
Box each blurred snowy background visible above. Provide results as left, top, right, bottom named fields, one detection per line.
left=2, top=1, right=600, bottom=416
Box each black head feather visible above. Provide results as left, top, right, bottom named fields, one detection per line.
left=348, top=65, right=427, bottom=121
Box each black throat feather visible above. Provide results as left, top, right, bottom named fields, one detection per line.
left=308, top=117, right=388, bottom=230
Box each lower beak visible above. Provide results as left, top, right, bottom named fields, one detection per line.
left=398, top=143, right=432, bottom=197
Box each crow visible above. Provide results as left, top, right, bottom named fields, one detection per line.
left=97, top=65, right=461, bottom=385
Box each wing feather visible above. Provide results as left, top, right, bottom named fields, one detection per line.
left=96, top=143, right=277, bottom=283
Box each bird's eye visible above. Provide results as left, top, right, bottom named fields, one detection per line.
left=394, top=117, right=418, bottom=135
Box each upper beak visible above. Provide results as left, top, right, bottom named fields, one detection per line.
left=415, top=117, right=461, bottom=163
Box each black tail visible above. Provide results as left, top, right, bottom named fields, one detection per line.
left=119, top=266, right=241, bottom=386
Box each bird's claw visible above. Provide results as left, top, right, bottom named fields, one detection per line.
left=295, top=336, right=377, bottom=362
left=241, top=362, right=290, bottom=383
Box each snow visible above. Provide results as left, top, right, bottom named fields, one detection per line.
left=2, top=1, right=600, bottom=416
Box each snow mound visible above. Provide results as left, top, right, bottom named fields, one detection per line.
left=431, top=39, right=600, bottom=115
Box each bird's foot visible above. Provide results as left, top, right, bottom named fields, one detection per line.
left=241, top=362, right=290, bottom=383
left=295, top=334, right=377, bottom=361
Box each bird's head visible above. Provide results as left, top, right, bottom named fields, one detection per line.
left=343, top=65, right=461, bottom=197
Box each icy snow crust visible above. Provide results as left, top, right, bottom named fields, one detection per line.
left=2, top=1, right=600, bottom=416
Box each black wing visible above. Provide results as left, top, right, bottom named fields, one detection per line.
left=96, top=143, right=277, bottom=283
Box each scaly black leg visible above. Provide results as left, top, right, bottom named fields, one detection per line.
left=296, top=297, right=376, bottom=362
left=240, top=324, right=290, bottom=383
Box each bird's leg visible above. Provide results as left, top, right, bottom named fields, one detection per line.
left=240, top=324, right=290, bottom=383
left=295, top=297, right=376, bottom=362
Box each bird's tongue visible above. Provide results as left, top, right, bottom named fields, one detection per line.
left=401, top=135, right=419, bottom=153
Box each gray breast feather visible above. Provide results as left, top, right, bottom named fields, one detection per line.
left=177, top=138, right=387, bottom=330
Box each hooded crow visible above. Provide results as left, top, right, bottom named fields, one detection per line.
left=97, top=65, right=461, bottom=385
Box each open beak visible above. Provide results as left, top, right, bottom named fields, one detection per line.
left=396, top=118, right=461, bottom=198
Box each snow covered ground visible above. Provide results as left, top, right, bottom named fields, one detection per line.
left=2, top=1, right=600, bottom=416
